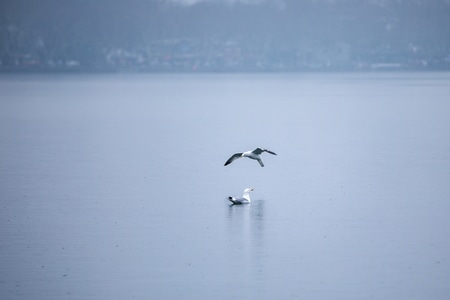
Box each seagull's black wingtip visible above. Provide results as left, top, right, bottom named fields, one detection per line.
left=266, top=150, right=277, bottom=155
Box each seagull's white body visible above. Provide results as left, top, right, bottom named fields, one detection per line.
left=228, top=188, right=254, bottom=205
left=224, top=147, right=277, bottom=167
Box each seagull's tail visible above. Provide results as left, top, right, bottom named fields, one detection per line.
left=228, top=197, right=237, bottom=204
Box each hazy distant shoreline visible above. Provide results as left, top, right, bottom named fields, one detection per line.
left=1, top=65, right=450, bottom=74
left=2, top=0, right=450, bottom=74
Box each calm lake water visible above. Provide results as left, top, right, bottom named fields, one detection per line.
left=1, top=72, right=450, bottom=299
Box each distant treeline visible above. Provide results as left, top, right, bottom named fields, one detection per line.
left=1, top=0, right=450, bottom=71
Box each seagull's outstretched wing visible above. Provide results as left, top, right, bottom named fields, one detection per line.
left=224, top=153, right=242, bottom=166
left=256, top=158, right=264, bottom=167
left=253, top=147, right=277, bottom=156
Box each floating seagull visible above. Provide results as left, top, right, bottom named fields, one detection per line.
left=224, top=147, right=277, bottom=167
left=228, top=188, right=254, bottom=205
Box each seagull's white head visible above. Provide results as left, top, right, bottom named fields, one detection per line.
left=244, top=188, right=254, bottom=193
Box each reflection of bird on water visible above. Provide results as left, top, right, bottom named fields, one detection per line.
left=224, top=147, right=277, bottom=167
left=228, top=188, right=254, bottom=205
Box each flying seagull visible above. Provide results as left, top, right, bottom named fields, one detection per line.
left=224, top=147, right=277, bottom=167
left=228, top=188, right=254, bottom=205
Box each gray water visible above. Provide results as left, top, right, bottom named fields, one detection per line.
left=1, top=73, right=449, bottom=299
